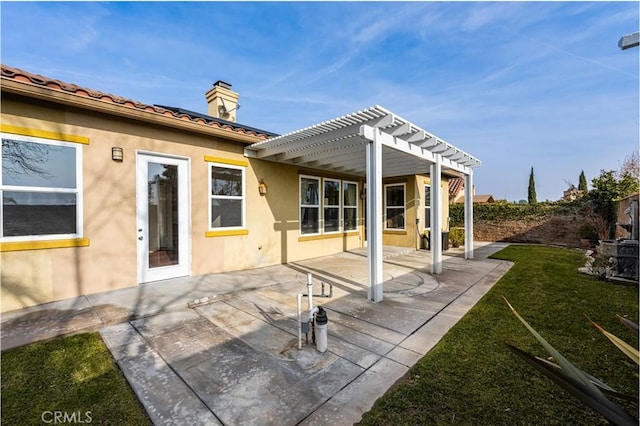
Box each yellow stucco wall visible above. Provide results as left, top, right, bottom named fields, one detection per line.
left=1, top=94, right=453, bottom=312
left=1, top=95, right=362, bottom=311
left=419, top=175, right=451, bottom=230
left=377, top=175, right=451, bottom=250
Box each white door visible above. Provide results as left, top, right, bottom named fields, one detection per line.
left=136, top=153, right=190, bottom=283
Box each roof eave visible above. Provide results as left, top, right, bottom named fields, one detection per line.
left=1, top=78, right=267, bottom=144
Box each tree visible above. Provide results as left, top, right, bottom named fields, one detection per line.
left=578, top=170, right=588, bottom=192
left=1, top=139, right=57, bottom=179
left=586, top=168, right=639, bottom=239
left=581, top=151, right=639, bottom=240
left=619, top=150, right=639, bottom=181
left=616, top=171, right=640, bottom=197
left=527, top=167, right=537, bottom=204
left=586, top=172, right=617, bottom=239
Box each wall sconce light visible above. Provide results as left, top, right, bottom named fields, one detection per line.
left=112, top=147, right=124, bottom=162
left=258, top=179, right=268, bottom=195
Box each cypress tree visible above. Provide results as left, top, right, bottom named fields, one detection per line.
left=528, top=167, right=537, bottom=204
left=578, top=170, right=588, bottom=192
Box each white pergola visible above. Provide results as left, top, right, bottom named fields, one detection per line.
left=245, top=105, right=481, bottom=302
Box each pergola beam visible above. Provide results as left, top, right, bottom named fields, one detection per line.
left=254, top=113, right=394, bottom=159
left=389, top=122, right=412, bottom=136
left=275, top=136, right=364, bottom=161
left=402, top=130, right=428, bottom=143
left=246, top=105, right=481, bottom=172
left=431, top=142, right=450, bottom=153
left=417, top=137, right=437, bottom=148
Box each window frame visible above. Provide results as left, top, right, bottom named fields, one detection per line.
left=343, top=180, right=358, bottom=232
left=1, top=133, right=83, bottom=242
left=424, top=184, right=431, bottom=230
left=300, top=175, right=321, bottom=235
left=208, top=162, right=246, bottom=231
left=323, top=177, right=341, bottom=234
left=299, top=175, right=360, bottom=236
left=384, top=182, right=406, bottom=230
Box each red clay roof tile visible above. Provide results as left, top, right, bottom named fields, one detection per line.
left=1, top=64, right=274, bottom=140
left=449, top=177, right=465, bottom=198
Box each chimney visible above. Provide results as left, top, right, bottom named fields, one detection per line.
left=205, top=80, right=240, bottom=122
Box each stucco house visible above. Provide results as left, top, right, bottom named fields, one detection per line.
left=1, top=64, right=480, bottom=312
left=562, top=186, right=585, bottom=202
left=449, top=177, right=494, bottom=204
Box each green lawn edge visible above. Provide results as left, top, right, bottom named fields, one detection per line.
left=1, top=332, right=151, bottom=425
left=358, top=245, right=639, bottom=425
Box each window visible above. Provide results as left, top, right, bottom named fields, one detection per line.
left=323, top=178, right=340, bottom=233
left=343, top=181, right=358, bottom=231
left=385, top=183, right=405, bottom=230
left=424, top=184, right=431, bottom=229
left=300, top=176, right=320, bottom=234
left=300, top=176, right=359, bottom=236
left=1, top=135, right=82, bottom=241
left=209, top=163, right=244, bottom=229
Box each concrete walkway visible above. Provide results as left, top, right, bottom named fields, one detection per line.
left=1, top=243, right=512, bottom=425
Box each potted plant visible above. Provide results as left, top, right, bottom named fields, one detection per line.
left=578, top=223, right=599, bottom=248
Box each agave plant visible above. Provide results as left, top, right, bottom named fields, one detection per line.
left=588, top=315, right=640, bottom=366
left=504, top=297, right=638, bottom=426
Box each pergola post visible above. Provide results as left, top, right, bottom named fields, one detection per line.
left=366, top=127, right=384, bottom=302
left=430, top=154, right=442, bottom=274
left=464, top=170, right=474, bottom=259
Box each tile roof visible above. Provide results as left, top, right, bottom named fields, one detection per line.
left=473, top=194, right=495, bottom=203
left=1, top=64, right=276, bottom=140
left=449, top=177, right=465, bottom=198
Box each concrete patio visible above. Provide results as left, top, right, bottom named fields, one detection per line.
left=1, top=243, right=512, bottom=425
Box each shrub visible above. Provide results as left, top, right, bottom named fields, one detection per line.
left=579, top=223, right=599, bottom=243
left=449, top=227, right=465, bottom=248
left=449, top=201, right=583, bottom=227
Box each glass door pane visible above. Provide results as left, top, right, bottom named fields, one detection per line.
left=137, top=154, right=189, bottom=284
left=147, top=162, right=179, bottom=268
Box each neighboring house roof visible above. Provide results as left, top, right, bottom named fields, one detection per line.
left=0, top=64, right=277, bottom=141
left=473, top=195, right=495, bottom=203
left=448, top=178, right=494, bottom=203
left=449, top=177, right=465, bottom=201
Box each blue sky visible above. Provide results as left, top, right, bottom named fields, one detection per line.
left=1, top=1, right=638, bottom=201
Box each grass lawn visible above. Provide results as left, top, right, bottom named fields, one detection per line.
left=1, top=332, right=151, bottom=425
left=359, top=245, right=639, bottom=425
